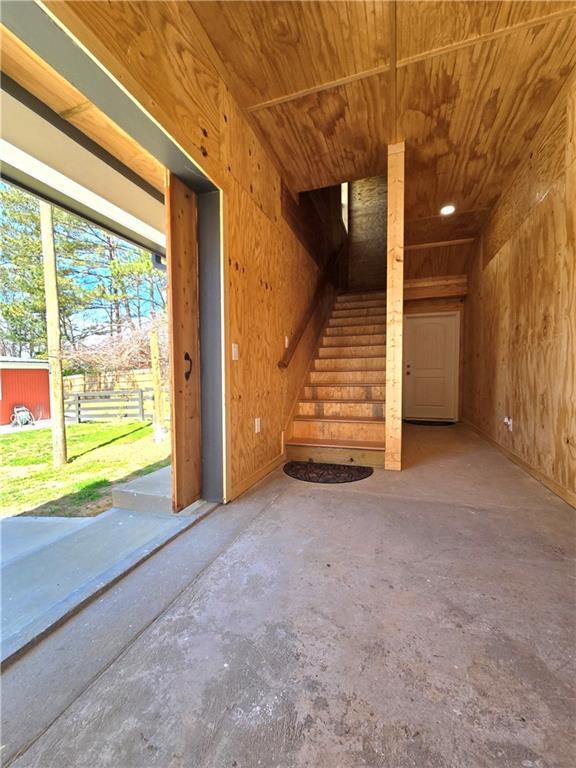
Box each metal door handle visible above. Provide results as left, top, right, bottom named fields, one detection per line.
left=184, top=352, right=192, bottom=381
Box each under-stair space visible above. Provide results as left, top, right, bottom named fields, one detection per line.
left=285, top=291, right=386, bottom=467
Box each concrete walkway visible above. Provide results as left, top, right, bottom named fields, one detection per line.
left=1, top=467, right=215, bottom=663
left=112, top=465, right=171, bottom=513
left=0, top=419, right=51, bottom=435
left=3, top=425, right=575, bottom=767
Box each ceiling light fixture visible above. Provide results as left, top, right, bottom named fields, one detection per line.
left=440, top=204, right=456, bottom=216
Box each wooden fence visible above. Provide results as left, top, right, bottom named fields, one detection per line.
left=63, top=369, right=170, bottom=425
left=63, top=369, right=155, bottom=394
left=64, top=389, right=155, bottom=423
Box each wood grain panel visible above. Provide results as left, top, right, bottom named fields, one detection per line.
left=225, top=179, right=324, bottom=497
left=405, top=242, right=475, bottom=279
left=187, top=0, right=576, bottom=232
left=166, top=174, right=201, bottom=511
left=191, top=0, right=391, bottom=106
left=399, top=17, right=576, bottom=221
left=481, top=79, right=569, bottom=263
left=397, top=1, right=576, bottom=63
left=252, top=72, right=394, bottom=191
left=220, top=83, right=281, bottom=223
left=0, top=25, right=164, bottom=191
left=464, top=76, right=576, bottom=506
left=405, top=211, right=487, bottom=247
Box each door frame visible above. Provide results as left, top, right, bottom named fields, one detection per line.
left=403, top=310, right=461, bottom=422
left=4, top=3, right=226, bottom=505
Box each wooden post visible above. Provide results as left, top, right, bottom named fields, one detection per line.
left=166, top=172, right=201, bottom=512
left=149, top=324, right=165, bottom=441
left=137, top=389, right=145, bottom=421
left=40, top=200, right=68, bottom=468
left=74, top=393, right=81, bottom=424
left=385, top=142, right=405, bottom=470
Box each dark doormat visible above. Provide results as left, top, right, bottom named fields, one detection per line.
left=283, top=461, right=373, bottom=484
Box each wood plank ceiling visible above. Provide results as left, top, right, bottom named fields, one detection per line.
left=191, top=0, right=576, bottom=242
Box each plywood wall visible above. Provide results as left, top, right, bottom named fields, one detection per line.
left=45, top=1, right=334, bottom=500
left=348, top=176, right=387, bottom=290
left=463, top=74, right=576, bottom=506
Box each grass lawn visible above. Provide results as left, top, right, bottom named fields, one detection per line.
left=0, top=421, right=170, bottom=518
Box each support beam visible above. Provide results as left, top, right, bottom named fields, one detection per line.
left=404, top=275, right=468, bottom=301
left=385, top=142, right=405, bottom=470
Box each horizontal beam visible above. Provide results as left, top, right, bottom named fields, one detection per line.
left=404, top=275, right=468, bottom=302
left=405, top=238, right=475, bottom=251
left=247, top=63, right=391, bottom=113
left=397, top=7, right=576, bottom=68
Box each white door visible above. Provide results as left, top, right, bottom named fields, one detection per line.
left=403, top=312, right=460, bottom=421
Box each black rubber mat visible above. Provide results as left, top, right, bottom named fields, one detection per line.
left=283, top=461, right=373, bottom=484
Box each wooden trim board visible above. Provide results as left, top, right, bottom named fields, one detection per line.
left=385, top=141, right=405, bottom=470
left=228, top=453, right=286, bottom=501
left=166, top=172, right=202, bottom=512
left=404, top=275, right=468, bottom=301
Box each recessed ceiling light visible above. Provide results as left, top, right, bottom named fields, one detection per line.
left=440, top=204, right=456, bottom=216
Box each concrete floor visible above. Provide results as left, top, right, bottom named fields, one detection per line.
left=5, top=424, right=575, bottom=767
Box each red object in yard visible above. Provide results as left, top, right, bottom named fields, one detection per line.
left=0, top=358, right=51, bottom=425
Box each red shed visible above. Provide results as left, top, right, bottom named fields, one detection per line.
left=0, top=358, right=51, bottom=425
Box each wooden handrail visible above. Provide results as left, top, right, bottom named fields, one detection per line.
left=278, top=240, right=347, bottom=369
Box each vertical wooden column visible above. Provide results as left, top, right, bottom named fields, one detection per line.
left=40, top=200, right=68, bottom=468
left=385, top=142, right=405, bottom=470
left=166, top=172, right=201, bottom=511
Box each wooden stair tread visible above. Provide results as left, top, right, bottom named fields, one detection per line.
left=320, top=342, right=385, bottom=348
left=311, top=368, right=385, bottom=373
left=306, top=381, right=383, bottom=386
left=323, top=341, right=386, bottom=346
left=330, top=315, right=387, bottom=321
left=293, top=415, right=384, bottom=424
left=337, top=292, right=386, bottom=300
left=299, top=399, right=385, bottom=404
left=316, top=355, right=385, bottom=360
left=285, top=437, right=385, bottom=451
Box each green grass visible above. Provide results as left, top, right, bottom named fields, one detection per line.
left=0, top=422, right=170, bottom=518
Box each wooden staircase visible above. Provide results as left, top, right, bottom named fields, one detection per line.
left=285, top=290, right=386, bottom=467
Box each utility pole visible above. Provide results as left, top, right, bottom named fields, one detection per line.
left=40, top=200, right=68, bottom=468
